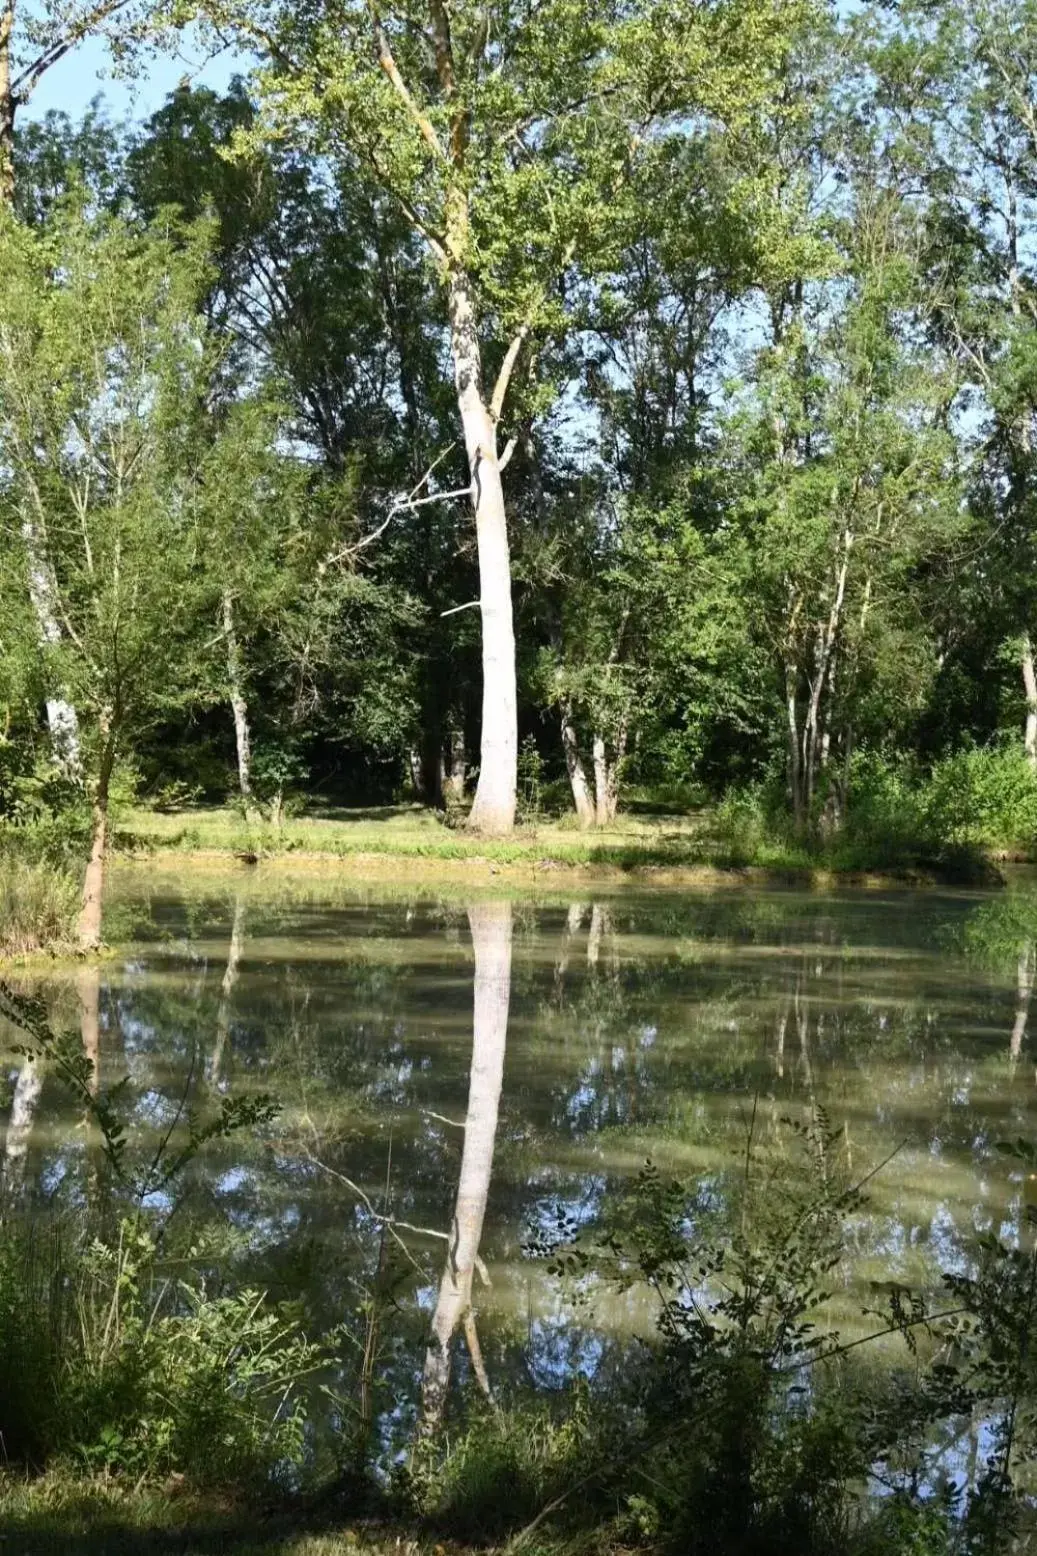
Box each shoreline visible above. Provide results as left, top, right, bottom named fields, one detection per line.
left=107, top=841, right=1001, bottom=892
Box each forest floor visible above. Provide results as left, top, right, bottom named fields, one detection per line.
left=115, top=802, right=985, bottom=885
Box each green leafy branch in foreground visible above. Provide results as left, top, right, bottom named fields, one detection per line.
left=517, top=1106, right=1037, bottom=1553
left=0, top=980, right=278, bottom=1204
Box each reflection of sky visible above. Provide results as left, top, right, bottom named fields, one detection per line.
left=10, top=879, right=1037, bottom=1465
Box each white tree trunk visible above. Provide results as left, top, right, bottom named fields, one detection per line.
left=223, top=592, right=256, bottom=811
left=22, top=515, right=82, bottom=780
left=592, top=733, right=608, bottom=826
left=1023, top=635, right=1037, bottom=772
left=447, top=274, right=517, bottom=835
left=592, top=729, right=624, bottom=826
left=561, top=704, right=594, bottom=827
left=420, top=898, right=511, bottom=1433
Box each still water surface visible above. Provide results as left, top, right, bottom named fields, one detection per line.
left=7, top=867, right=1037, bottom=1430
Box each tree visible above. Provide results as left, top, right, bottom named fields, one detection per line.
left=127, top=82, right=475, bottom=803
left=171, top=0, right=809, bottom=833
left=0, top=206, right=233, bottom=945
left=863, top=0, right=1037, bottom=765
left=728, top=187, right=965, bottom=829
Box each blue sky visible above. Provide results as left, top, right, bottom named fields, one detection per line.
left=24, top=29, right=243, bottom=125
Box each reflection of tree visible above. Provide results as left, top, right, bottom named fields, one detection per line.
left=961, top=891, right=1037, bottom=1062
left=3, top=1053, right=42, bottom=1197
left=1011, top=945, right=1034, bottom=1064
left=420, top=900, right=511, bottom=1435
left=76, top=963, right=101, bottom=1096
left=209, top=894, right=246, bottom=1086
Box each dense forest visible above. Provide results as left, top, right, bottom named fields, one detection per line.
left=3, top=0, right=1037, bottom=942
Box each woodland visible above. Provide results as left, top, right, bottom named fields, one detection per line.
left=4, top=0, right=1037, bottom=1551
left=2, top=0, right=1037, bottom=945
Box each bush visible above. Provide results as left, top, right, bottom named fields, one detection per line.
left=0, top=987, right=320, bottom=1490
left=0, top=1213, right=321, bottom=1485
left=920, top=744, right=1037, bottom=850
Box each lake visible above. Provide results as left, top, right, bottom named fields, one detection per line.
left=5, top=865, right=1037, bottom=1451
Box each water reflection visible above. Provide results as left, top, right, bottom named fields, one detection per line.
left=3, top=1054, right=41, bottom=1196
left=5, top=875, right=1037, bottom=1430
left=421, top=900, right=511, bottom=1431
left=209, top=893, right=246, bottom=1087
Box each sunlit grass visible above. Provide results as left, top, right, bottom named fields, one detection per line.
left=115, top=801, right=929, bottom=881
left=0, top=854, right=79, bottom=958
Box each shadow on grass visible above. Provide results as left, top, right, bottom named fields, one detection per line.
left=0, top=1502, right=424, bottom=1556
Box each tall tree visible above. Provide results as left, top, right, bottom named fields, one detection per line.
left=176, top=0, right=807, bottom=833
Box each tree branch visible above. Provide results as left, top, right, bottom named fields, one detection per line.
left=490, top=324, right=530, bottom=421
left=367, top=0, right=447, bottom=163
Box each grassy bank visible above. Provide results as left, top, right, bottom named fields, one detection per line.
left=114, top=802, right=1000, bottom=884
left=0, top=853, right=80, bottom=958
left=0, top=1477, right=450, bottom=1556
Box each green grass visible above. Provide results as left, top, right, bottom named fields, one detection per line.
left=0, top=853, right=79, bottom=956
left=0, top=1472, right=587, bottom=1555
left=115, top=802, right=881, bottom=879
left=0, top=1476, right=459, bottom=1556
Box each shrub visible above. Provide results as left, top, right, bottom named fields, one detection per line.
left=919, top=744, right=1037, bottom=850
left=0, top=1218, right=321, bottom=1484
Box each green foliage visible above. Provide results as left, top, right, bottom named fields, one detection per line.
left=408, top=1395, right=593, bottom=1541
left=0, top=983, right=324, bottom=1489
left=920, top=747, right=1037, bottom=850
left=0, top=1218, right=322, bottom=1485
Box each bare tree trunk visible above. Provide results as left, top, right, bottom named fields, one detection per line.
left=23, top=515, right=82, bottom=780
left=1023, top=635, right=1037, bottom=773
left=785, top=666, right=805, bottom=828
left=420, top=899, right=511, bottom=1434
left=0, top=1, right=14, bottom=211
left=77, top=726, right=115, bottom=952
left=592, top=733, right=608, bottom=826
left=447, top=272, right=516, bottom=836
left=442, top=727, right=467, bottom=807
left=209, top=894, right=246, bottom=1086
left=591, top=729, right=626, bottom=826
left=223, top=592, right=257, bottom=814
left=561, top=703, right=594, bottom=827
